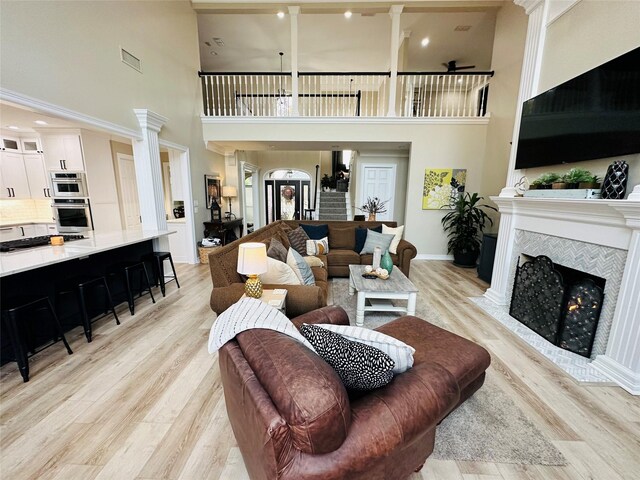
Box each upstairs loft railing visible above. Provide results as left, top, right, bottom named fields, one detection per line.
left=199, top=70, right=494, bottom=118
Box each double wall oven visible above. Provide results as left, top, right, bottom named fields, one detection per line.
left=50, top=172, right=93, bottom=233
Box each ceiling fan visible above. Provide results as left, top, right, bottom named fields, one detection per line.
left=442, top=60, right=476, bottom=72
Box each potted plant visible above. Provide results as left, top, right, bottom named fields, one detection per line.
left=321, top=174, right=334, bottom=192
left=534, top=172, right=561, bottom=189
left=562, top=167, right=593, bottom=189
left=358, top=197, right=388, bottom=221
left=441, top=192, right=497, bottom=268
left=579, top=174, right=601, bottom=189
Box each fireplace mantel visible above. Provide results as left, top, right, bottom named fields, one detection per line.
left=485, top=191, right=640, bottom=395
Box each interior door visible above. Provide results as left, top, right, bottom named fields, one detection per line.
left=264, top=179, right=311, bottom=223
left=359, top=165, right=396, bottom=221
left=116, top=153, right=141, bottom=229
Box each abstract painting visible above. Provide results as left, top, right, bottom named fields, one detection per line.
left=422, top=168, right=467, bottom=210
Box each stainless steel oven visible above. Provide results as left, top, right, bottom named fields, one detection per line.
left=50, top=172, right=89, bottom=198
left=52, top=198, right=93, bottom=233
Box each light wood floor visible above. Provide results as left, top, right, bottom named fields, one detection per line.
left=1, top=261, right=639, bottom=480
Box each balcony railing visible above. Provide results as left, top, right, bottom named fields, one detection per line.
left=199, top=71, right=493, bottom=118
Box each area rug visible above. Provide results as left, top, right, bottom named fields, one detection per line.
left=330, top=278, right=566, bottom=466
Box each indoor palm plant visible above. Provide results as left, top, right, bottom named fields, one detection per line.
left=441, top=192, right=497, bottom=267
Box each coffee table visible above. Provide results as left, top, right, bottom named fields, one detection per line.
left=348, top=264, right=418, bottom=327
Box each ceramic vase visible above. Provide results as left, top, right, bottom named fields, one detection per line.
left=368, top=213, right=376, bottom=221
left=372, top=247, right=381, bottom=270
left=380, top=250, right=393, bottom=273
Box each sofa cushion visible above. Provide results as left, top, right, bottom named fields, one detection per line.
left=300, top=324, right=395, bottom=391
left=382, top=224, right=405, bottom=254
left=361, top=230, right=395, bottom=254
left=236, top=328, right=351, bottom=454
left=260, top=257, right=301, bottom=285
left=329, top=226, right=356, bottom=250
left=267, top=237, right=288, bottom=263
left=287, top=226, right=310, bottom=256
left=306, top=237, right=329, bottom=256
left=355, top=226, right=382, bottom=253
left=311, top=265, right=328, bottom=283
left=287, top=248, right=315, bottom=285
left=301, top=223, right=329, bottom=240
left=327, top=249, right=360, bottom=267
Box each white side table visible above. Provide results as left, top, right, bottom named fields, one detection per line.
left=241, top=289, right=287, bottom=315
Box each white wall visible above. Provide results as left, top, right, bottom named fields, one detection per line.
left=0, top=0, right=225, bottom=240
left=525, top=0, right=640, bottom=193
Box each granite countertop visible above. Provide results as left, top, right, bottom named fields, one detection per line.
left=0, top=229, right=175, bottom=277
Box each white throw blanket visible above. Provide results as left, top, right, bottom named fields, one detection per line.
left=207, top=297, right=316, bottom=353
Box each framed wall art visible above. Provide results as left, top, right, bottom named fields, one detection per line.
left=422, top=168, right=467, bottom=210
left=205, top=175, right=222, bottom=209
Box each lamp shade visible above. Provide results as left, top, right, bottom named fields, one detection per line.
left=237, top=242, right=268, bottom=275
left=222, top=185, right=237, bottom=198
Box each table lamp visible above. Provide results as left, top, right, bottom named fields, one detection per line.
left=237, top=242, right=268, bottom=298
left=222, top=185, right=237, bottom=218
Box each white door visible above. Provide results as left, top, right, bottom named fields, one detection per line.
left=117, top=153, right=141, bottom=229
left=358, top=164, right=396, bottom=221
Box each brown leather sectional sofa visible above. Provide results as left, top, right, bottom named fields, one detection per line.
left=208, top=220, right=417, bottom=317
left=219, top=306, right=491, bottom=480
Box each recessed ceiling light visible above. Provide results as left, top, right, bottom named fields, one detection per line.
left=344, top=11, right=352, bottom=19
left=8, top=125, right=19, bottom=130
left=34, top=120, right=48, bottom=125
left=277, top=11, right=285, bottom=19
left=421, top=37, right=430, bottom=47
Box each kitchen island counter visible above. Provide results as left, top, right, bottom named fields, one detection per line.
left=0, top=229, right=174, bottom=278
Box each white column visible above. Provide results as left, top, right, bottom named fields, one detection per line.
left=500, top=0, right=546, bottom=196
left=592, top=205, right=640, bottom=395
left=289, top=6, right=300, bottom=116
left=484, top=197, right=517, bottom=305
left=133, top=109, right=169, bottom=250
left=386, top=5, right=403, bottom=117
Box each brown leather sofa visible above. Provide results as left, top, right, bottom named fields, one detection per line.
left=208, top=220, right=417, bottom=317
left=219, top=306, right=491, bottom=480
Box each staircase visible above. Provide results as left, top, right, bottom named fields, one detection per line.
left=318, top=191, right=348, bottom=220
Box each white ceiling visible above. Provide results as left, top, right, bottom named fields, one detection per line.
left=197, top=8, right=499, bottom=72
left=0, top=102, right=80, bottom=133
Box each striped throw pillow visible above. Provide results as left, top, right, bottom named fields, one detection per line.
left=306, top=237, right=329, bottom=256
left=287, top=226, right=310, bottom=256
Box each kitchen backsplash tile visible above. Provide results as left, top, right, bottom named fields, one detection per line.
left=0, top=199, right=53, bottom=225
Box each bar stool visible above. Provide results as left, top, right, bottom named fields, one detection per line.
left=1, top=296, right=73, bottom=382
left=56, top=276, right=120, bottom=343
left=147, top=251, right=180, bottom=297
left=108, top=261, right=156, bottom=315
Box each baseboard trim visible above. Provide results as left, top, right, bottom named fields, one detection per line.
left=484, top=288, right=509, bottom=306
left=414, top=254, right=454, bottom=261
left=591, top=355, right=640, bottom=395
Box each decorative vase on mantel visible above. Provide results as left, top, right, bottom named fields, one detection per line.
left=368, top=213, right=376, bottom=221
left=601, top=160, right=629, bottom=200
left=380, top=250, right=393, bottom=273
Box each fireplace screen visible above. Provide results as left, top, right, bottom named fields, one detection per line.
left=510, top=255, right=605, bottom=358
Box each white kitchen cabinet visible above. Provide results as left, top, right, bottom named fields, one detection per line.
left=0, top=135, right=21, bottom=153
left=20, top=225, right=37, bottom=237
left=42, top=134, right=85, bottom=171
left=23, top=154, right=52, bottom=198
left=167, top=220, right=187, bottom=262
left=169, top=151, right=183, bottom=201
left=0, top=152, right=31, bottom=198
left=0, top=226, right=19, bottom=241
left=20, top=137, right=43, bottom=154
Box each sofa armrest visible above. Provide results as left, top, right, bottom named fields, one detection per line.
left=210, top=283, right=247, bottom=315
left=279, top=362, right=460, bottom=479
left=396, top=239, right=418, bottom=277
left=290, top=306, right=350, bottom=329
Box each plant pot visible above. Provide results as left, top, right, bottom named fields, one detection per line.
left=566, top=182, right=579, bottom=189
left=368, top=213, right=376, bottom=221
left=453, top=250, right=479, bottom=268
left=552, top=182, right=567, bottom=189
left=579, top=182, right=601, bottom=189
left=539, top=184, right=552, bottom=189
left=529, top=184, right=539, bottom=190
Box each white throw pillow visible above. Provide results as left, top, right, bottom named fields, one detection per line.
left=286, top=248, right=316, bottom=286
left=382, top=224, right=405, bottom=254
left=316, top=323, right=415, bottom=374
left=304, top=256, right=325, bottom=268
left=259, top=257, right=300, bottom=285
left=306, top=237, right=330, bottom=256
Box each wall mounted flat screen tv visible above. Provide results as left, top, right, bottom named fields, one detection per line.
left=515, top=47, right=640, bottom=169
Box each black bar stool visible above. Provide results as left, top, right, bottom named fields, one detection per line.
left=108, top=261, right=156, bottom=315
left=147, top=251, right=180, bottom=297
left=56, top=276, right=120, bottom=343
left=1, top=296, right=73, bottom=382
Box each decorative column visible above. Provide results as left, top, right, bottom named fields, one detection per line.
left=592, top=202, right=640, bottom=395
left=386, top=5, right=403, bottom=117
left=485, top=197, right=517, bottom=305
left=289, top=6, right=300, bottom=116
left=132, top=109, right=169, bottom=249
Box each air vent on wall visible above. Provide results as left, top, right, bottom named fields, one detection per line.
left=120, top=47, right=142, bottom=73
left=454, top=25, right=472, bottom=31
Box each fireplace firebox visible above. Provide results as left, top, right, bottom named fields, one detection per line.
left=510, top=255, right=604, bottom=358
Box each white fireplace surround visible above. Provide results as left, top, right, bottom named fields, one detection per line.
left=485, top=191, right=640, bottom=395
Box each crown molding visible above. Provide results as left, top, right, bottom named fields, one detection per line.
left=134, top=109, right=168, bottom=133
left=513, top=0, right=544, bottom=15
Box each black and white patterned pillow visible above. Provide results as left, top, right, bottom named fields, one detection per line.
left=300, top=324, right=395, bottom=390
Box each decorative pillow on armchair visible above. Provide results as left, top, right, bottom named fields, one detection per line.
left=300, top=324, right=395, bottom=390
